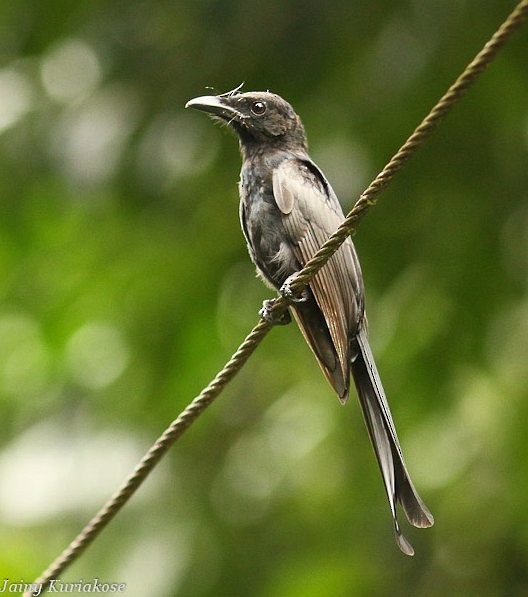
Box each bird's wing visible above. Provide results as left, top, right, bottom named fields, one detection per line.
left=272, top=158, right=363, bottom=388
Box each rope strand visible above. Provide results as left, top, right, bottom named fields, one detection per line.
left=26, top=2, right=528, bottom=593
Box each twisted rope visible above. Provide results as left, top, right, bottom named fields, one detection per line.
left=27, top=1, right=528, bottom=593
left=289, top=0, right=528, bottom=291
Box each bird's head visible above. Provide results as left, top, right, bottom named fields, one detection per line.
left=186, top=89, right=307, bottom=153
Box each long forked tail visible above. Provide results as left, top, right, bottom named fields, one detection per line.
left=350, top=328, right=434, bottom=556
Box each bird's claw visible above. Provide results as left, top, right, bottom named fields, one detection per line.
left=280, top=274, right=308, bottom=303
left=259, top=299, right=291, bottom=325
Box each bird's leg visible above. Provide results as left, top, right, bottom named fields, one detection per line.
left=259, top=299, right=291, bottom=325
left=280, top=273, right=309, bottom=303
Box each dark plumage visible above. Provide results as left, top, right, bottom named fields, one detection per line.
left=186, top=89, right=434, bottom=555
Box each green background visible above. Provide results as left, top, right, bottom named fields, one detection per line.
left=1, top=1, right=527, bottom=595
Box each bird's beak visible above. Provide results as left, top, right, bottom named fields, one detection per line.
left=185, top=95, right=240, bottom=121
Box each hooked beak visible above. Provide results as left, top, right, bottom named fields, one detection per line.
left=185, top=95, right=240, bottom=121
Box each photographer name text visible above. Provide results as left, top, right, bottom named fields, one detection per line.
left=0, top=579, right=127, bottom=595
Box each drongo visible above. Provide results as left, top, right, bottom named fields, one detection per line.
left=186, top=89, right=434, bottom=555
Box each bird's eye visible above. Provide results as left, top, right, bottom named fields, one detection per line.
left=251, top=101, right=267, bottom=115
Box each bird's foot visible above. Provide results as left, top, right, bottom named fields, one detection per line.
left=259, top=299, right=291, bottom=325
left=280, top=273, right=308, bottom=303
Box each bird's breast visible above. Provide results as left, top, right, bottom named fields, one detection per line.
left=239, top=164, right=297, bottom=288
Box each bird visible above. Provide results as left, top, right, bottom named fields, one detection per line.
left=186, top=88, right=434, bottom=555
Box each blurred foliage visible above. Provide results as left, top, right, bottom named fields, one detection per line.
left=0, top=1, right=527, bottom=595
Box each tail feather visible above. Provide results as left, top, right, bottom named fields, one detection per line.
left=351, top=328, right=434, bottom=555
left=292, top=297, right=350, bottom=402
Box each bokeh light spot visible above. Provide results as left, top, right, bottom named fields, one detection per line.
left=41, top=38, right=102, bottom=104
left=0, top=68, right=34, bottom=133
left=66, top=322, right=130, bottom=389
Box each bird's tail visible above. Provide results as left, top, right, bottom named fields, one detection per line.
left=350, top=327, right=434, bottom=556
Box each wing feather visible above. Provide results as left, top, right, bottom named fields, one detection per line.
left=272, top=158, right=363, bottom=387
